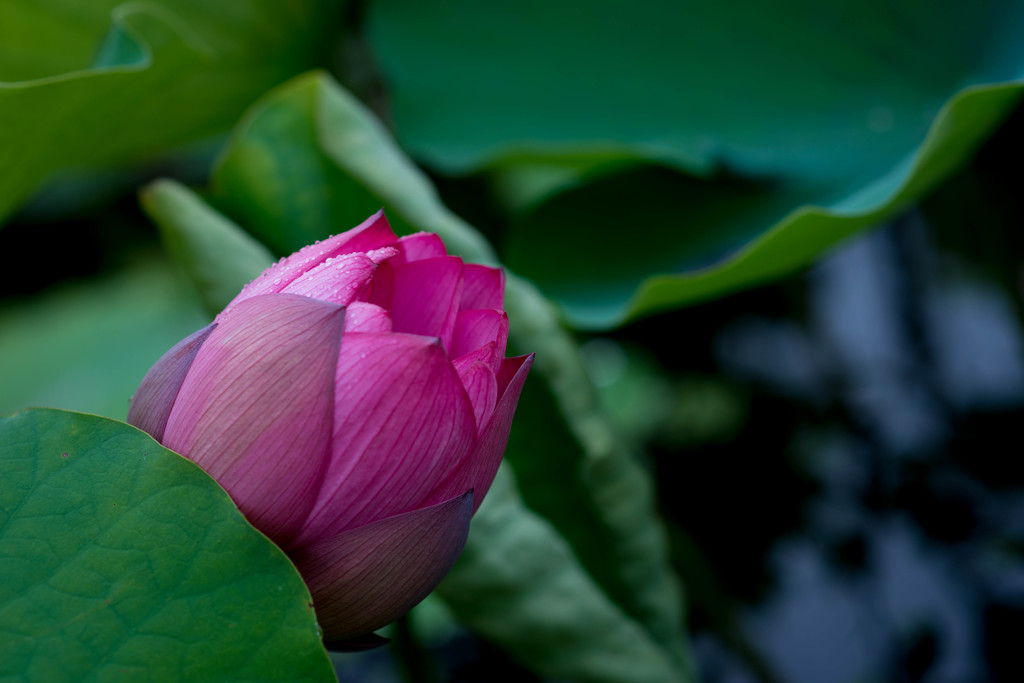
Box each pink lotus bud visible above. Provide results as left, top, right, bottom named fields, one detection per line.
left=129, top=211, right=532, bottom=643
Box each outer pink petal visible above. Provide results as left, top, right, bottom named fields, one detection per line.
left=452, top=357, right=498, bottom=431
left=393, top=232, right=446, bottom=264
left=460, top=264, right=504, bottom=310
left=449, top=309, right=508, bottom=369
left=281, top=252, right=379, bottom=305
left=343, top=302, right=392, bottom=333
left=163, top=294, right=345, bottom=546
left=290, top=492, right=473, bottom=642
left=128, top=324, right=216, bottom=442
left=295, top=332, right=477, bottom=545
left=228, top=211, right=397, bottom=308
left=386, top=256, right=463, bottom=348
left=426, top=354, right=533, bottom=513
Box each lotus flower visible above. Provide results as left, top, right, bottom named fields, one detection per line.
left=128, top=211, right=532, bottom=643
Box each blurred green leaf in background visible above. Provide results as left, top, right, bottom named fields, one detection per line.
left=368, top=0, right=1024, bottom=327
left=0, top=0, right=339, bottom=223
left=0, top=257, right=207, bottom=419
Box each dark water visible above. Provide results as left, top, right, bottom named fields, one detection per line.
left=666, top=214, right=1024, bottom=683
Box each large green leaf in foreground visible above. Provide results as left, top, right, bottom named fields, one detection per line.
left=0, top=0, right=337, bottom=223
left=368, top=0, right=1024, bottom=327
left=0, top=409, right=333, bottom=681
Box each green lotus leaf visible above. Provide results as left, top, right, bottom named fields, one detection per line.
left=368, top=0, right=1024, bottom=327
left=0, top=409, right=333, bottom=681
left=0, top=0, right=337, bottom=223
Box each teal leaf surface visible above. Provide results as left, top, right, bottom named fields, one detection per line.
left=367, top=0, right=1024, bottom=327
left=0, top=0, right=338, bottom=223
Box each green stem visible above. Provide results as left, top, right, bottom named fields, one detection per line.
left=392, top=615, right=440, bottom=683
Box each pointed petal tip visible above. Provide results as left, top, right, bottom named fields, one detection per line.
left=497, top=353, right=534, bottom=397
left=281, top=252, right=378, bottom=306
left=225, top=211, right=398, bottom=308
left=366, top=246, right=399, bottom=264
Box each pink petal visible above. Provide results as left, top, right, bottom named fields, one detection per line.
left=365, top=261, right=395, bottom=309
left=343, top=302, right=392, bottom=333
left=228, top=211, right=397, bottom=307
left=365, top=246, right=400, bottom=264
left=460, top=264, right=504, bottom=310
left=449, top=309, right=508, bottom=370
left=393, top=232, right=446, bottom=264
left=452, top=341, right=498, bottom=372
left=290, top=492, right=472, bottom=641
left=295, top=332, right=477, bottom=545
left=281, top=252, right=377, bottom=305
left=496, top=351, right=530, bottom=397
left=452, top=356, right=498, bottom=431
left=163, top=294, right=345, bottom=546
left=127, top=323, right=216, bottom=442
left=426, top=354, right=533, bottom=513
left=382, top=256, right=463, bottom=348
